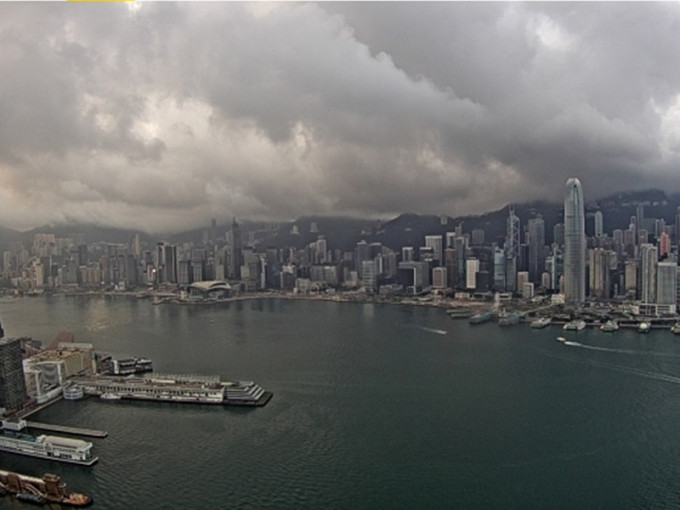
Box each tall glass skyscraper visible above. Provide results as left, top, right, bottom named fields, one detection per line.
left=564, top=178, right=586, bottom=306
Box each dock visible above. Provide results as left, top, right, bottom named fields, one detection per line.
left=25, top=421, right=108, bottom=438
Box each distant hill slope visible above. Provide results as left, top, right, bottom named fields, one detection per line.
left=0, top=189, right=676, bottom=255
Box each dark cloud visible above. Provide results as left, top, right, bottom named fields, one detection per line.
left=0, top=2, right=679, bottom=233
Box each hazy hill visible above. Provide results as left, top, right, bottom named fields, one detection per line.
left=0, top=189, right=677, bottom=255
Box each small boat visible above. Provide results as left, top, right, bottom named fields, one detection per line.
left=469, top=311, right=493, bottom=324
left=100, top=393, right=122, bottom=401
left=563, top=320, right=586, bottom=331
left=600, top=320, right=619, bottom=332
left=531, top=317, right=552, bottom=329
left=638, top=321, right=651, bottom=333
left=670, top=322, right=680, bottom=335
left=556, top=336, right=567, bottom=343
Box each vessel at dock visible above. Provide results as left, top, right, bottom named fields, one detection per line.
left=638, top=321, right=651, bottom=333
left=498, top=312, right=522, bottom=326
left=0, top=469, right=92, bottom=507
left=671, top=322, right=680, bottom=335
left=0, top=420, right=98, bottom=466
left=563, top=320, right=586, bottom=331
left=469, top=311, right=494, bottom=324
left=600, top=320, right=619, bottom=332
left=530, top=317, right=552, bottom=329
left=73, top=373, right=272, bottom=407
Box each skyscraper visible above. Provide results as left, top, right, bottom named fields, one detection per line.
left=229, top=218, right=243, bottom=280
left=0, top=333, right=28, bottom=413
left=564, top=178, right=586, bottom=306
left=527, top=215, right=545, bottom=284
left=505, top=206, right=520, bottom=293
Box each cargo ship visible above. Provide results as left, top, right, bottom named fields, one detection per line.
left=0, top=469, right=92, bottom=507
left=73, top=373, right=272, bottom=407
left=0, top=420, right=98, bottom=466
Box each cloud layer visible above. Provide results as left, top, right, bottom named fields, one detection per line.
left=1, top=2, right=679, bottom=233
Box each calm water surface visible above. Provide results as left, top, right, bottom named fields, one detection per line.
left=1, top=295, right=680, bottom=509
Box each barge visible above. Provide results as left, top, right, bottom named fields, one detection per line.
left=73, top=373, right=272, bottom=407
left=0, top=469, right=92, bottom=507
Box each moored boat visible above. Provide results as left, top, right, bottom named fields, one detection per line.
left=563, top=319, right=586, bottom=331
left=671, top=322, right=680, bottom=335
left=530, top=317, right=552, bottom=329
left=0, top=470, right=92, bottom=507
left=638, top=321, right=651, bottom=333
left=600, top=320, right=619, bottom=332
left=469, top=311, right=493, bottom=324
left=498, top=312, right=522, bottom=326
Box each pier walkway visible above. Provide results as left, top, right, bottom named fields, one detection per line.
left=26, top=421, right=108, bottom=438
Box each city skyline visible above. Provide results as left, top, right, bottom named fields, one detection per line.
left=2, top=3, right=680, bottom=233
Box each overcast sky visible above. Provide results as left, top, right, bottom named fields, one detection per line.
left=1, top=2, right=680, bottom=233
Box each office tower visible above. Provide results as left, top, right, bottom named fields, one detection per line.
left=432, top=267, right=447, bottom=289
left=640, top=243, right=658, bottom=304
left=564, top=178, right=586, bottom=306
left=594, top=210, right=603, bottom=238
left=505, top=206, right=520, bottom=292
left=624, top=261, right=638, bottom=299
left=636, top=204, right=645, bottom=233
left=445, top=232, right=456, bottom=250
left=656, top=262, right=677, bottom=311
left=465, top=258, right=479, bottom=289
left=444, top=248, right=456, bottom=288
left=553, top=223, right=565, bottom=247
left=471, top=229, right=485, bottom=246
left=493, top=247, right=506, bottom=291
left=424, top=235, right=443, bottom=263
left=527, top=215, right=545, bottom=284
left=589, top=248, right=610, bottom=299
left=229, top=218, right=243, bottom=280
left=0, top=335, right=28, bottom=412
left=658, top=232, right=670, bottom=259
left=402, top=246, right=414, bottom=263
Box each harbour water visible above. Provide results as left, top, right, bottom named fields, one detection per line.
left=2, top=295, right=680, bottom=508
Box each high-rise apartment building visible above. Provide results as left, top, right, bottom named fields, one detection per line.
left=640, top=243, right=658, bottom=305
left=564, top=178, right=586, bottom=306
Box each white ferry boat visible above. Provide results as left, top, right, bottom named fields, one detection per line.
left=671, top=322, right=680, bottom=335
left=0, top=430, right=97, bottom=466
left=600, top=320, right=619, bottom=332
left=638, top=321, right=651, bottom=333
left=563, top=320, right=586, bottom=331
left=530, top=317, right=552, bottom=329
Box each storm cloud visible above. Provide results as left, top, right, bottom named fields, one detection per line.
left=1, top=2, right=679, bottom=233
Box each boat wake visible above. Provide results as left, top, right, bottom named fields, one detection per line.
left=561, top=341, right=680, bottom=358
left=417, top=326, right=447, bottom=335
left=539, top=349, right=680, bottom=385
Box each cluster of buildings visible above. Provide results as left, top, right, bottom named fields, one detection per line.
left=0, top=326, right=96, bottom=417
left=0, top=179, right=679, bottom=315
